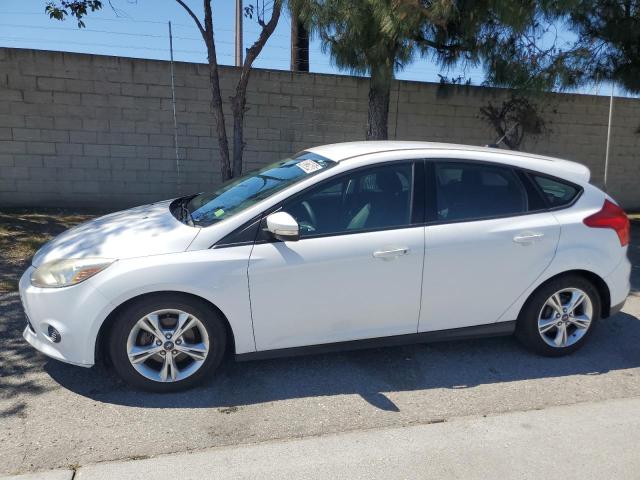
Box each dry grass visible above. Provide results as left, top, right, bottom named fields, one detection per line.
left=0, top=210, right=97, bottom=293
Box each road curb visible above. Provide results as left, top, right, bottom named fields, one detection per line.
left=6, top=397, right=637, bottom=480
left=0, top=469, right=74, bottom=480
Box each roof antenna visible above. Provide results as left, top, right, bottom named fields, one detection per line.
left=484, top=121, right=520, bottom=149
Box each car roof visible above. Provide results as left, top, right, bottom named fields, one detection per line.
left=304, top=141, right=591, bottom=183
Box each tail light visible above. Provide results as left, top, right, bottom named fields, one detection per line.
left=583, top=199, right=630, bottom=246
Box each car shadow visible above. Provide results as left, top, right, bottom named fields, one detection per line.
left=43, top=310, right=640, bottom=411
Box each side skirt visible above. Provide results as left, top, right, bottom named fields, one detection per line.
left=235, top=321, right=516, bottom=362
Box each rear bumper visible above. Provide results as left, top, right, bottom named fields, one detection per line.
left=604, top=255, right=631, bottom=318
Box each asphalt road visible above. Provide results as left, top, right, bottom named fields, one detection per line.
left=1, top=226, right=639, bottom=476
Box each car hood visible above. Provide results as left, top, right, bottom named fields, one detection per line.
left=32, top=200, right=200, bottom=267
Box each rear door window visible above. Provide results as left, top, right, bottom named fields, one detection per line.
left=434, top=162, right=527, bottom=221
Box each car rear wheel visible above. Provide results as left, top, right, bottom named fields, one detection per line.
left=109, top=294, right=227, bottom=392
left=516, top=275, right=601, bottom=356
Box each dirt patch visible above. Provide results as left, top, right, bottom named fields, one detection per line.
left=0, top=210, right=98, bottom=293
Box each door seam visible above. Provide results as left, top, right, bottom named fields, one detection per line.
left=416, top=226, right=427, bottom=333
left=246, top=241, right=258, bottom=352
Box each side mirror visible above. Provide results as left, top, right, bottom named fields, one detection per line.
left=266, top=211, right=300, bottom=242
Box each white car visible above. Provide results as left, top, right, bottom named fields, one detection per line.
left=20, top=141, right=631, bottom=391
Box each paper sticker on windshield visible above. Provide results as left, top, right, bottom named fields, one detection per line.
left=214, top=209, right=225, bottom=217
left=296, top=159, right=323, bottom=174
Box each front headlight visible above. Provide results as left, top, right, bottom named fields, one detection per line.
left=30, top=258, right=115, bottom=288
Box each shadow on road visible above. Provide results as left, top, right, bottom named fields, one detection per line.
left=37, top=309, right=640, bottom=411
left=0, top=293, right=56, bottom=412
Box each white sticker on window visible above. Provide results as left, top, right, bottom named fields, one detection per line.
left=296, top=159, right=323, bottom=174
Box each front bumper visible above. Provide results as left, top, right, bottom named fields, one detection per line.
left=19, top=266, right=115, bottom=367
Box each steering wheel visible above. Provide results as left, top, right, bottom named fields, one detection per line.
left=300, top=201, right=317, bottom=233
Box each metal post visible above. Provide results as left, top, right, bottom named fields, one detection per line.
left=604, top=82, right=615, bottom=192
left=168, top=21, right=181, bottom=194
left=235, top=0, right=243, bottom=66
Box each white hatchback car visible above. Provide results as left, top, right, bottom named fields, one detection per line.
left=20, top=141, right=631, bottom=391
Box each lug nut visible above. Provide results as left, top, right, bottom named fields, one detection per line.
left=165, top=334, right=172, bottom=339
left=160, top=351, right=166, bottom=356
left=176, top=339, right=182, bottom=345
left=172, top=350, right=178, bottom=355
left=156, top=340, right=162, bottom=346
left=556, top=314, right=560, bottom=318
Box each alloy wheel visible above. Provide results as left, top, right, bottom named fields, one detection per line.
left=126, top=309, right=210, bottom=382
left=537, top=288, right=593, bottom=348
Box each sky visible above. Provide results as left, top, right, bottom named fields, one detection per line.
left=0, top=0, right=615, bottom=95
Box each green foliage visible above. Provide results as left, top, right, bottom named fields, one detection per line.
left=460, top=1, right=584, bottom=92
left=45, top=0, right=103, bottom=28
left=570, top=1, right=640, bottom=93
left=481, top=1, right=640, bottom=95
left=308, top=0, right=417, bottom=84
left=303, top=1, right=579, bottom=88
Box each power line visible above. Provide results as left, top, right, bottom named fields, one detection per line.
left=0, top=34, right=476, bottom=77
left=0, top=12, right=526, bottom=88
left=1, top=11, right=293, bottom=40
left=0, top=23, right=202, bottom=41
left=0, top=23, right=319, bottom=52
left=0, top=36, right=214, bottom=56
left=2, top=11, right=198, bottom=29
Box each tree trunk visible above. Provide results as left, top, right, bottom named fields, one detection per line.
left=290, top=9, right=309, bottom=71
left=367, top=63, right=393, bottom=140
left=230, top=0, right=282, bottom=178
left=175, top=0, right=232, bottom=181
left=231, top=95, right=246, bottom=178
left=207, top=56, right=232, bottom=181
left=203, top=3, right=232, bottom=181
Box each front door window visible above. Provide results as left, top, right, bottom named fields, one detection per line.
left=283, top=162, right=413, bottom=237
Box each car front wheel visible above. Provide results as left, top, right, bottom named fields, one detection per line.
left=516, top=275, right=601, bottom=356
left=109, top=294, right=227, bottom=392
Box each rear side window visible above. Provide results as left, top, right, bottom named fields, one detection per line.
left=532, top=175, right=579, bottom=207
left=435, top=162, right=527, bottom=221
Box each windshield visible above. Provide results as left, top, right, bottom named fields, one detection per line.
left=186, top=152, right=335, bottom=227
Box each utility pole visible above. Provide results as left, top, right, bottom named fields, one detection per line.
left=604, top=82, right=615, bottom=192
left=290, top=3, right=309, bottom=72
left=168, top=21, right=181, bottom=194
left=235, top=0, right=243, bottom=66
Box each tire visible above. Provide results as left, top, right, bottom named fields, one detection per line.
left=516, top=274, right=601, bottom=357
left=109, top=294, right=227, bottom=392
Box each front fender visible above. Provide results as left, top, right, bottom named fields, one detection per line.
left=91, top=247, right=256, bottom=356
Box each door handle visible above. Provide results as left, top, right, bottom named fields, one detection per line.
left=513, top=232, right=545, bottom=244
left=373, top=247, right=410, bottom=259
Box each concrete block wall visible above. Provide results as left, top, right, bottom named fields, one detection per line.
left=0, top=47, right=638, bottom=209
